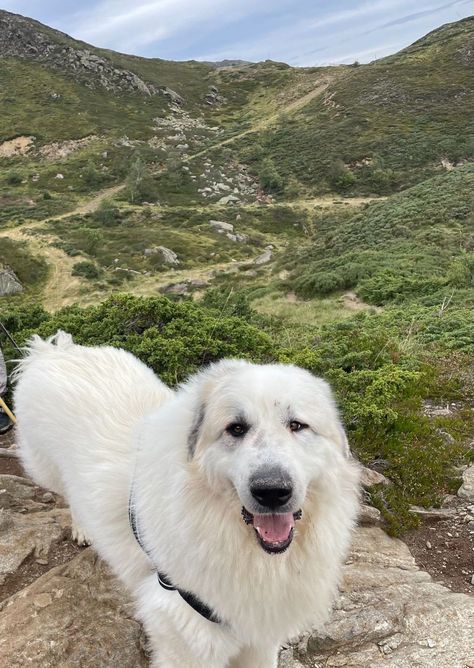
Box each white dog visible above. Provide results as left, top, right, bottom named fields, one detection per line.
left=14, top=332, right=360, bottom=668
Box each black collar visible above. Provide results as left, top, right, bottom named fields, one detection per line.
left=128, top=493, right=222, bottom=625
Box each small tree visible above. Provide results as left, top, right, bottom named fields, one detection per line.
left=259, top=158, right=284, bottom=194
left=328, top=159, right=356, bottom=191
left=76, top=227, right=103, bottom=256
left=127, top=155, right=146, bottom=204
left=82, top=161, right=105, bottom=188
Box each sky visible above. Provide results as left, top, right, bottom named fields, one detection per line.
left=1, top=0, right=474, bottom=65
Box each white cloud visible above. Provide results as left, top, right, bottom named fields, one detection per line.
left=306, top=0, right=414, bottom=30
left=71, top=0, right=273, bottom=53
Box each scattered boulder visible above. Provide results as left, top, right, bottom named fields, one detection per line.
left=0, top=268, right=23, bottom=296
left=360, top=466, right=391, bottom=488
left=143, top=246, right=179, bottom=266
left=254, top=249, right=273, bottom=265
left=226, top=233, right=249, bottom=243
left=0, top=548, right=147, bottom=667
left=157, top=86, right=184, bottom=106
left=458, top=465, right=474, bottom=502
left=159, top=278, right=209, bottom=296
left=358, top=504, right=382, bottom=526
left=218, top=194, right=240, bottom=205
left=409, top=506, right=457, bottom=520
left=209, top=220, right=234, bottom=234
left=204, top=86, right=226, bottom=106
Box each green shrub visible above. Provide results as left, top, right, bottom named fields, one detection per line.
left=258, top=158, right=285, bottom=194
left=81, top=160, right=107, bottom=189
left=328, top=159, right=357, bottom=191
left=71, top=261, right=101, bottom=279
left=0, top=238, right=48, bottom=287
left=3, top=295, right=275, bottom=386
left=92, top=200, right=123, bottom=227
left=75, top=227, right=103, bottom=256
left=6, top=171, right=22, bottom=185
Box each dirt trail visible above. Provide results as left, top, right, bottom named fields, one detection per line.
left=0, top=227, right=83, bottom=311
left=44, top=184, right=125, bottom=225
left=1, top=78, right=375, bottom=310
left=187, top=81, right=330, bottom=162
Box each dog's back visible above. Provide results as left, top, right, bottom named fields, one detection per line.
left=14, top=332, right=172, bottom=558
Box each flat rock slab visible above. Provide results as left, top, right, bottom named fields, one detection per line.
left=0, top=548, right=147, bottom=667
left=289, top=528, right=474, bottom=668
left=0, top=475, right=71, bottom=585
left=1, top=472, right=473, bottom=668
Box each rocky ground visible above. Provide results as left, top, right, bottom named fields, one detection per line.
left=1, top=430, right=473, bottom=667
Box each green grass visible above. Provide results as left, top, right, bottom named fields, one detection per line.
left=0, top=237, right=48, bottom=287
left=282, top=165, right=474, bottom=309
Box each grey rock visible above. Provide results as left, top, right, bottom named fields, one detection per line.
left=303, top=527, right=474, bottom=667
left=358, top=504, right=382, bottom=526
left=157, top=86, right=184, bottom=106
left=360, top=466, right=391, bottom=488
left=254, top=249, right=273, bottom=265
left=0, top=268, right=23, bottom=296
left=409, top=506, right=457, bottom=520
left=218, top=195, right=240, bottom=205
left=0, top=548, right=147, bottom=667
left=0, top=12, right=155, bottom=96
left=159, top=282, right=189, bottom=296
left=458, top=465, right=474, bottom=502
left=210, top=220, right=234, bottom=233
left=144, top=246, right=179, bottom=266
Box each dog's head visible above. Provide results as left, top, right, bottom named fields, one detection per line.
left=185, top=360, right=351, bottom=555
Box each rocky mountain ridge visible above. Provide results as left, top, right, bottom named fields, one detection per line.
left=0, top=10, right=181, bottom=98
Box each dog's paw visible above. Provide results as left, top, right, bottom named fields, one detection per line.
left=71, top=522, right=92, bottom=546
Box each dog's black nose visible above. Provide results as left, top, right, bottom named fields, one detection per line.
left=250, top=468, right=293, bottom=509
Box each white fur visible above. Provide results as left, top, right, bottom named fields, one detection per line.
left=14, top=332, right=360, bottom=668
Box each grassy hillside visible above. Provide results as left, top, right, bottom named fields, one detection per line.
left=283, top=165, right=474, bottom=309
left=235, top=17, right=474, bottom=196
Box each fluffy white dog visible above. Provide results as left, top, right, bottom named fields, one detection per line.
left=14, top=332, right=360, bottom=668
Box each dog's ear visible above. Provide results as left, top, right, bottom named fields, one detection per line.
left=188, top=404, right=205, bottom=459
left=186, top=359, right=246, bottom=459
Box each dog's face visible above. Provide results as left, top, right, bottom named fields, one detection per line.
left=188, top=361, right=349, bottom=555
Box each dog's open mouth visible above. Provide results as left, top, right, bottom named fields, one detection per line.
left=241, top=507, right=302, bottom=554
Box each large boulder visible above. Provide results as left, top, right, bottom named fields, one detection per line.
left=287, top=527, right=474, bottom=667
left=209, top=220, right=234, bottom=233
left=0, top=548, right=147, bottom=667
left=0, top=475, right=71, bottom=585
left=0, top=268, right=23, bottom=296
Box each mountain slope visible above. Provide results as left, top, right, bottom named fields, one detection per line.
left=234, top=16, right=474, bottom=196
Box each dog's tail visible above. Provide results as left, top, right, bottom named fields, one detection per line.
left=11, top=330, right=74, bottom=383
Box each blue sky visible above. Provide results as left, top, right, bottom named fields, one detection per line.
left=2, top=0, right=473, bottom=65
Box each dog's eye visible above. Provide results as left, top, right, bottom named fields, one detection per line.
left=289, top=420, right=308, bottom=432
left=226, top=422, right=249, bottom=438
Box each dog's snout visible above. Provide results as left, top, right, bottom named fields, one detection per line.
left=249, top=468, right=293, bottom=510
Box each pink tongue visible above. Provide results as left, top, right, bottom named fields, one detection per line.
left=253, top=513, right=295, bottom=543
